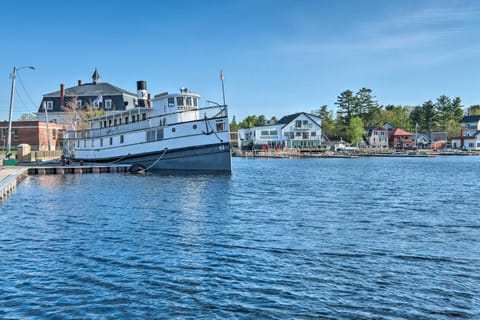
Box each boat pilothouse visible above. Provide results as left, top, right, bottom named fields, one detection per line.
left=64, top=80, right=231, bottom=172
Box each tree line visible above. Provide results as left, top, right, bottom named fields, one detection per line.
left=230, top=87, right=480, bottom=143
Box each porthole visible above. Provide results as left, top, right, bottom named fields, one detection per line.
left=172, top=128, right=176, bottom=133
left=193, top=124, right=197, bottom=129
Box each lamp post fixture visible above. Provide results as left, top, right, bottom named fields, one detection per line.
left=5, top=66, right=35, bottom=158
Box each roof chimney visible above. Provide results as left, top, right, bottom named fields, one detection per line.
left=60, top=83, right=65, bottom=108
left=78, top=80, right=82, bottom=86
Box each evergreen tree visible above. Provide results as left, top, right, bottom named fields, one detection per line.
left=435, top=95, right=452, bottom=130
left=355, top=88, right=381, bottom=126
left=451, top=97, right=464, bottom=122
left=335, top=90, right=356, bottom=138
left=422, top=100, right=436, bottom=132
left=230, top=115, right=238, bottom=132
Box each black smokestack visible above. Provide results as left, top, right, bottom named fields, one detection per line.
left=137, top=80, right=147, bottom=107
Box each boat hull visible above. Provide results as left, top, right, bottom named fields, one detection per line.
left=73, top=142, right=232, bottom=172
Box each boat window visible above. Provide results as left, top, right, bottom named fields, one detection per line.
left=114, top=119, right=117, bottom=126
left=91, top=139, right=94, bottom=147
left=109, top=120, right=112, bottom=127
left=103, top=120, right=107, bottom=128
left=216, top=122, right=225, bottom=131
left=109, top=137, right=113, bottom=145
left=100, top=138, right=103, bottom=147
left=176, top=97, right=184, bottom=106
left=132, top=115, right=136, bottom=122
left=120, top=135, right=124, bottom=144
left=186, top=97, right=192, bottom=106
left=168, top=97, right=175, bottom=107
left=125, top=116, right=129, bottom=124
left=193, top=98, right=198, bottom=107
left=142, top=113, right=146, bottom=120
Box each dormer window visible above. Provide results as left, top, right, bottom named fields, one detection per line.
left=46, top=101, right=53, bottom=110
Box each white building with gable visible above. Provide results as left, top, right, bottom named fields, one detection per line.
left=237, top=112, right=322, bottom=150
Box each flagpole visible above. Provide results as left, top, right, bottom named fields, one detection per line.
left=220, top=69, right=226, bottom=106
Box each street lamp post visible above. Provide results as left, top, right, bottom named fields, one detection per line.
left=5, top=66, right=35, bottom=159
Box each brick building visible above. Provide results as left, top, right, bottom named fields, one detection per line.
left=0, top=121, right=65, bottom=151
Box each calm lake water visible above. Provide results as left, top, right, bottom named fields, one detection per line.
left=1, top=156, right=479, bottom=319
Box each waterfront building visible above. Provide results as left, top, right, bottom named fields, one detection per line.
left=36, top=69, right=138, bottom=124
left=411, top=133, right=430, bottom=149
left=459, top=115, right=480, bottom=135
left=0, top=121, right=65, bottom=151
left=389, top=128, right=413, bottom=150
left=451, top=131, right=480, bottom=151
left=237, top=112, right=322, bottom=150
left=364, top=126, right=389, bottom=148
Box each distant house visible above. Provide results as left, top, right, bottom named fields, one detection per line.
left=0, top=121, right=65, bottom=151
left=411, top=133, right=430, bottom=149
left=460, top=115, right=480, bottom=135
left=364, top=126, right=388, bottom=148
left=389, top=128, right=413, bottom=149
left=429, top=131, right=447, bottom=150
left=451, top=131, right=480, bottom=151
left=36, top=69, right=138, bottom=124
left=237, top=112, right=322, bottom=150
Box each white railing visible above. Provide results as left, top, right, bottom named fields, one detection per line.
left=65, top=105, right=228, bottom=140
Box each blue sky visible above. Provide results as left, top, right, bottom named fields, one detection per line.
left=1, top=0, right=480, bottom=122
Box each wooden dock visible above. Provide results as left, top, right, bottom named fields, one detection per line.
left=0, top=164, right=131, bottom=202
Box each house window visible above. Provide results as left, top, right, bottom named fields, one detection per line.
left=76, top=100, right=82, bottom=108
left=303, top=120, right=308, bottom=126
left=105, top=99, right=112, bottom=109
left=168, top=97, right=175, bottom=107
left=46, top=101, right=53, bottom=110
left=311, top=132, right=316, bottom=137
left=295, top=120, right=302, bottom=128
left=52, top=129, right=57, bottom=140
left=296, top=132, right=301, bottom=137
left=13, top=129, right=19, bottom=140
left=303, top=132, right=309, bottom=139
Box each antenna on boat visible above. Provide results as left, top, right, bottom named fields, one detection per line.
left=220, top=69, right=226, bottom=106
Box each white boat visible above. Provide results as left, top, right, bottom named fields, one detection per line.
left=63, top=81, right=232, bottom=172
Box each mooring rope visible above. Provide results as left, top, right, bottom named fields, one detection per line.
left=144, top=148, right=168, bottom=172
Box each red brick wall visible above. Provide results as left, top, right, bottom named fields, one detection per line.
left=0, top=121, right=65, bottom=150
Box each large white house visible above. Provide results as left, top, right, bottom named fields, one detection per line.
left=451, top=115, right=480, bottom=151
left=237, top=112, right=322, bottom=150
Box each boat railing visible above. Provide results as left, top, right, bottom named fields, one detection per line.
left=66, top=104, right=228, bottom=140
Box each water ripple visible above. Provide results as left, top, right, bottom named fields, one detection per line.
left=1, top=157, right=480, bottom=318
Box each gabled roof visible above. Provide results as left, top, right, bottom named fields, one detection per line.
left=43, top=82, right=136, bottom=97
left=391, top=128, right=412, bottom=136
left=277, top=112, right=321, bottom=127
left=460, top=115, right=480, bottom=123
